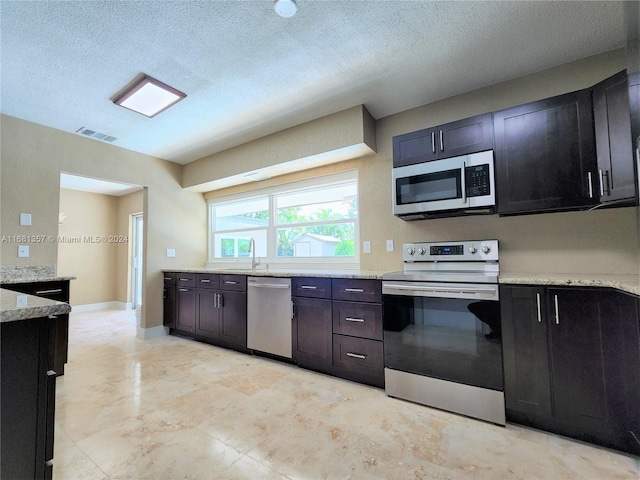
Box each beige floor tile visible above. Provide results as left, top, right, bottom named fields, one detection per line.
left=53, top=443, right=109, bottom=480
left=53, top=309, right=640, bottom=480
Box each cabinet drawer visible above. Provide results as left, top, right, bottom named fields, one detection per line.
left=332, top=301, right=382, bottom=340
left=332, top=279, right=381, bottom=303
left=220, top=274, right=246, bottom=292
left=163, top=272, right=176, bottom=286
left=3, top=281, right=70, bottom=302
left=333, top=334, right=383, bottom=378
left=292, top=277, right=331, bottom=299
left=175, top=273, right=196, bottom=287
left=196, top=273, right=219, bottom=289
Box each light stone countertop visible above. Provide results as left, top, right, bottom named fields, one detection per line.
left=163, top=268, right=386, bottom=280
left=499, top=273, right=640, bottom=297
left=165, top=268, right=640, bottom=296
left=0, top=275, right=76, bottom=285
left=1, top=288, right=72, bottom=323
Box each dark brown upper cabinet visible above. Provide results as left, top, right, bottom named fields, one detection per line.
left=392, top=113, right=494, bottom=167
left=593, top=70, right=637, bottom=204
left=494, top=89, right=597, bottom=215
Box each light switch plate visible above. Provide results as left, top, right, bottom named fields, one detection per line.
left=166, top=248, right=176, bottom=258
left=18, top=245, right=30, bottom=257
left=20, top=213, right=32, bottom=226
left=386, top=240, right=394, bottom=252
left=363, top=241, right=371, bottom=254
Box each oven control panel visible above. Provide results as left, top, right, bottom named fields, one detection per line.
left=403, top=239, right=499, bottom=262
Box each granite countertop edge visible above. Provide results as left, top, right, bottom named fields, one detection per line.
left=1, top=288, right=72, bottom=323
left=164, top=269, right=639, bottom=296
left=499, top=273, right=640, bottom=297
left=0, top=276, right=76, bottom=284
left=163, top=268, right=385, bottom=280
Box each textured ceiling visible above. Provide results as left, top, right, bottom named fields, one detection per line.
left=0, top=1, right=627, bottom=165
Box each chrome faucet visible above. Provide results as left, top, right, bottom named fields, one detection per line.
left=249, top=237, right=260, bottom=271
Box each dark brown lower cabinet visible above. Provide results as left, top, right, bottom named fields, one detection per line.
left=1, top=280, right=70, bottom=376
left=175, top=286, right=196, bottom=334
left=1, top=316, right=57, bottom=480
left=218, top=290, right=247, bottom=347
left=163, top=285, right=176, bottom=329
left=292, top=296, right=333, bottom=367
left=501, top=285, right=640, bottom=455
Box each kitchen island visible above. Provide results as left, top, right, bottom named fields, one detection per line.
left=1, top=288, right=71, bottom=480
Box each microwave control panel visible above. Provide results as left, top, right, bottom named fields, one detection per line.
left=465, top=164, right=491, bottom=197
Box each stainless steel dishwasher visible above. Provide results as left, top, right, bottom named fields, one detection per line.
left=247, top=277, right=292, bottom=358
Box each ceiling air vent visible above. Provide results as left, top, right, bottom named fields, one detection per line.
left=75, top=127, right=117, bottom=143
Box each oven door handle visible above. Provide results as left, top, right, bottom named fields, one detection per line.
left=383, top=283, right=497, bottom=295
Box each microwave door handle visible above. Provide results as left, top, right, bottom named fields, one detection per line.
left=461, top=161, right=467, bottom=203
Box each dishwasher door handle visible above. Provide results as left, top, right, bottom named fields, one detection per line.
left=249, top=282, right=291, bottom=289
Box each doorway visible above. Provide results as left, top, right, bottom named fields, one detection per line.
left=131, top=213, right=144, bottom=309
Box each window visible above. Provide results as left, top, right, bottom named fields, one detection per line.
left=208, top=171, right=358, bottom=268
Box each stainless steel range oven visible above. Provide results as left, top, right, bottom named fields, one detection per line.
left=382, top=239, right=505, bottom=425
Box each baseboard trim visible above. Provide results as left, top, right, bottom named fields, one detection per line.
left=137, top=325, right=169, bottom=340
left=71, top=301, right=128, bottom=313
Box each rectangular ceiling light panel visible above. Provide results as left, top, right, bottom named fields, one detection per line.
left=113, top=74, right=186, bottom=117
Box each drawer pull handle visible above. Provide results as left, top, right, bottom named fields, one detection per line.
left=179, top=278, right=190, bottom=281
left=346, top=352, right=367, bottom=360
left=224, top=281, right=238, bottom=285
left=536, top=293, right=542, bottom=323
left=344, top=288, right=364, bottom=293
left=200, top=279, right=211, bottom=283
left=164, top=277, right=172, bottom=281
left=179, top=288, right=189, bottom=292
left=301, top=285, right=317, bottom=290
left=35, top=289, right=62, bottom=295
left=345, top=317, right=365, bottom=323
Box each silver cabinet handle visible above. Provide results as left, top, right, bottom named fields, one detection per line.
left=439, top=130, right=444, bottom=151
left=431, top=131, right=436, bottom=154
left=345, top=317, right=365, bottom=323
left=164, top=277, right=172, bottom=281
left=217, top=293, right=224, bottom=308
left=461, top=161, right=467, bottom=204
left=200, top=279, right=211, bottom=283
left=224, top=280, right=237, bottom=285
left=344, top=288, right=364, bottom=293
left=599, top=169, right=605, bottom=197
left=179, top=288, right=189, bottom=292
left=301, top=285, right=317, bottom=290
left=346, top=352, right=366, bottom=359
left=35, top=289, right=63, bottom=295
left=179, top=278, right=190, bottom=281
left=536, top=293, right=542, bottom=323
left=587, top=172, right=593, bottom=199
left=554, top=295, right=559, bottom=325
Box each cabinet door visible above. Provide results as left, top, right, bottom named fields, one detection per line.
left=219, top=291, right=247, bottom=348
left=163, top=286, right=176, bottom=328
left=593, top=70, right=636, bottom=202
left=292, top=297, right=333, bottom=365
left=547, top=289, right=615, bottom=435
left=392, top=127, right=438, bottom=167
left=195, top=288, right=219, bottom=339
left=176, top=287, right=196, bottom=334
left=438, top=113, right=494, bottom=158
left=494, top=89, right=597, bottom=215
left=500, top=286, right=552, bottom=418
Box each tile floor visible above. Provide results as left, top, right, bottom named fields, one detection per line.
left=54, top=309, right=640, bottom=480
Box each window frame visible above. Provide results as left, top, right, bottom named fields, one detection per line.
left=206, top=170, right=359, bottom=270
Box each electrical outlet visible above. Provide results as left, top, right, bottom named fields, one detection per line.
left=386, top=240, right=394, bottom=252
left=20, top=213, right=32, bottom=226
left=16, top=295, right=28, bottom=307
left=363, top=241, right=371, bottom=254
left=166, top=248, right=176, bottom=258
left=18, top=245, right=30, bottom=257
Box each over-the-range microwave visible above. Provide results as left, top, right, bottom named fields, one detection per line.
left=393, top=150, right=496, bottom=220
